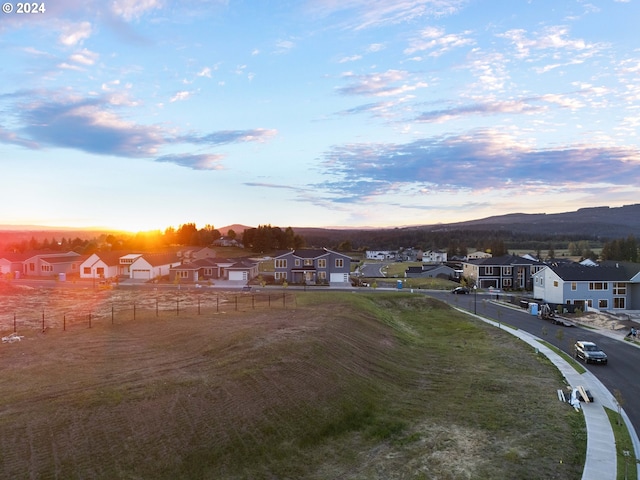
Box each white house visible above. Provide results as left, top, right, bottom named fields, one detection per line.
left=79, top=251, right=132, bottom=280
left=129, top=253, right=181, bottom=280
left=366, top=250, right=396, bottom=260
left=422, top=250, right=447, bottom=264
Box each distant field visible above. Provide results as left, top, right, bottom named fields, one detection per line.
left=0, top=290, right=584, bottom=479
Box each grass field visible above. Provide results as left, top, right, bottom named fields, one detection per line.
left=0, top=290, right=585, bottom=479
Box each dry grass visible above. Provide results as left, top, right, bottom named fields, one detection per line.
left=0, top=288, right=585, bottom=479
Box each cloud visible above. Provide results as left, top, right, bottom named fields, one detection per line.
left=338, top=54, right=362, bottom=63
left=316, top=129, right=640, bottom=202
left=110, top=0, right=162, bottom=21
left=337, top=69, right=427, bottom=97
left=0, top=91, right=277, bottom=168
left=497, top=25, right=601, bottom=59
left=20, top=96, right=163, bottom=157
left=404, top=26, right=475, bottom=57
left=197, top=67, right=212, bottom=78
left=181, top=129, right=278, bottom=145
left=69, top=48, right=99, bottom=66
left=59, top=21, right=92, bottom=46
left=0, top=125, right=40, bottom=149
left=415, top=99, right=541, bottom=123
left=170, top=91, right=194, bottom=102
left=155, top=153, right=225, bottom=170
left=307, top=0, right=467, bottom=30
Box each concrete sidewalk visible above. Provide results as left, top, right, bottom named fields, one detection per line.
left=459, top=307, right=637, bottom=480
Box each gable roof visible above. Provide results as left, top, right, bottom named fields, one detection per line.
left=466, top=254, right=541, bottom=266
left=275, top=248, right=350, bottom=260
left=548, top=264, right=631, bottom=282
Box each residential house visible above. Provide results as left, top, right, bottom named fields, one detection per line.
left=128, top=252, right=182, bottom=280
left=533, top=262, right=640, bottom=311
left=463, top=254, right=545, bottom=290
left=169, top=257, right=258, bottom=284
left=212, top=236, right=242, bottom=247
left=177, top=247, right=217, bottom=262
left=422, top=250, right=447, bottom=264
left=273, top=248, right=351, bottom=286
left=467, top=251, right=492, bottom=260
left=365, top=250, right=396, bottom=260
left=79, top=251, right=134, bottom=280
left=22, top=251, right=84, bottom=278
left=0, top=252, right=29, bottom=276
left=405, top=264, right=457, bottom=280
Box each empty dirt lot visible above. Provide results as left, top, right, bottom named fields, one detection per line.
left=0, top=286, right=584, bottom=479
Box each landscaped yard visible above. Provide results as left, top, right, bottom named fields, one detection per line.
left=0, top=289, right=585, bottom=479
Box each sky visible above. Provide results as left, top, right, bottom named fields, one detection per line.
left=1, top=0, right=639, bottom=232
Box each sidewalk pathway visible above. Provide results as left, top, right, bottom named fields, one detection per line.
left=457, top=306, right=638, bottom=480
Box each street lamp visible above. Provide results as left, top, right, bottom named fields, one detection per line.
left=474, top=285, right=477, bottom=314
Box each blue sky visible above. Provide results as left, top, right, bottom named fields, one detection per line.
left=1, top=0, right=639, bottom=232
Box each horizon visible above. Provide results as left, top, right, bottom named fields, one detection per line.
left=2, top=1, right=640, bottom=231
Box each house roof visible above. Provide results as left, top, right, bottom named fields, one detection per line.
left=466, top=254, right=541, bottom=266
left=139, top=252, right=181, bottom=266
left=41, top=254, right=87, bottom=264
left=275, top=248, right=350, bottom=260
left=548, top=264, right=631, bottom=282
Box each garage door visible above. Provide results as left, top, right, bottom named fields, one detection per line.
left=132, top=269, right=151, bottom=280
left=330, top=273, right=349, bottom=283
left=228, top=270, right=247, bottom=281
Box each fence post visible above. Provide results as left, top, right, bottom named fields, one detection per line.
left=283, top=292, right=286, bottom=308
left=235, top=295, right=238, bottom=311
left=42, top=310, right=45, bottom=332
left=14, top=313, right=16, bottom=333
left=198, top=297, right=201, bottom=315
left=63, top=315, right=66, bottom=331
left=176, top=296, right=180, bottom=316
left=134, top=302, right=136, bottom=320
left=252, top=294, right=255, bottom=309
left=112, top=303, right=114, bottom=325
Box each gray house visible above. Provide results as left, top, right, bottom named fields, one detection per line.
left=533, top=262, right=640, bottom=311
left=462, top=254, right=545, bottom=290
left=273, top=248, right=351, bottom=286
left=405, top=264, right=456, bottom=279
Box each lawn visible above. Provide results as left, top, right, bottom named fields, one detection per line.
left=0, top=290, right=585, bottom=479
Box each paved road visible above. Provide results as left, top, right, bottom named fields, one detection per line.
left=427, top=290, right=640, bottom=438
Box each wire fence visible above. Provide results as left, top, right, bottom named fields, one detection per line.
left=1, top=290, right=297, bottom=335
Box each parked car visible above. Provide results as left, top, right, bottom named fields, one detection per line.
left=574, top=341, right=608, bottom=365
left=451, top=286, right=470, bottom=294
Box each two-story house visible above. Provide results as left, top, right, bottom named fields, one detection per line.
left=533, top=262, right=640, bottom=311
left=462, top=254, right=545, bottom=290
left=273, top=248, right=351, bottom=286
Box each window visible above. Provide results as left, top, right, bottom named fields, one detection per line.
left=178, top=271, right=189, bottom=278
left=571, top=282, right=577, bottom=291
left=317, top=259, right=326, bottom=268
left=318, top=271, right=326, bottom=280
left=553, top=281, right=558, bottom=287
left=335, top=258, right=344, bottom=268
left=589, top=282, right=608, bottom=290
left=96, top=267, right=104, bottom=276
left=502, top=267, right=512, bottom=276
left=613, top=283, right=626, bottom=295
left=41, top=265, right=52, bottom=272
left=275, top=259, right=287, bottom=269
left=484, top=267, right=494, bottom=275
left=614, top=297, right=626, bottom=309
left=83, top=267, right=91, bottom=275
left=295, top=259, right=301, bottom=266
left=598, top=299, right=608, bottom=309
left=304, top=258, right=313, bottom=266
left=502, top=278, right=512, bottom=288
left=275, top=272, right=287, bottom=280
